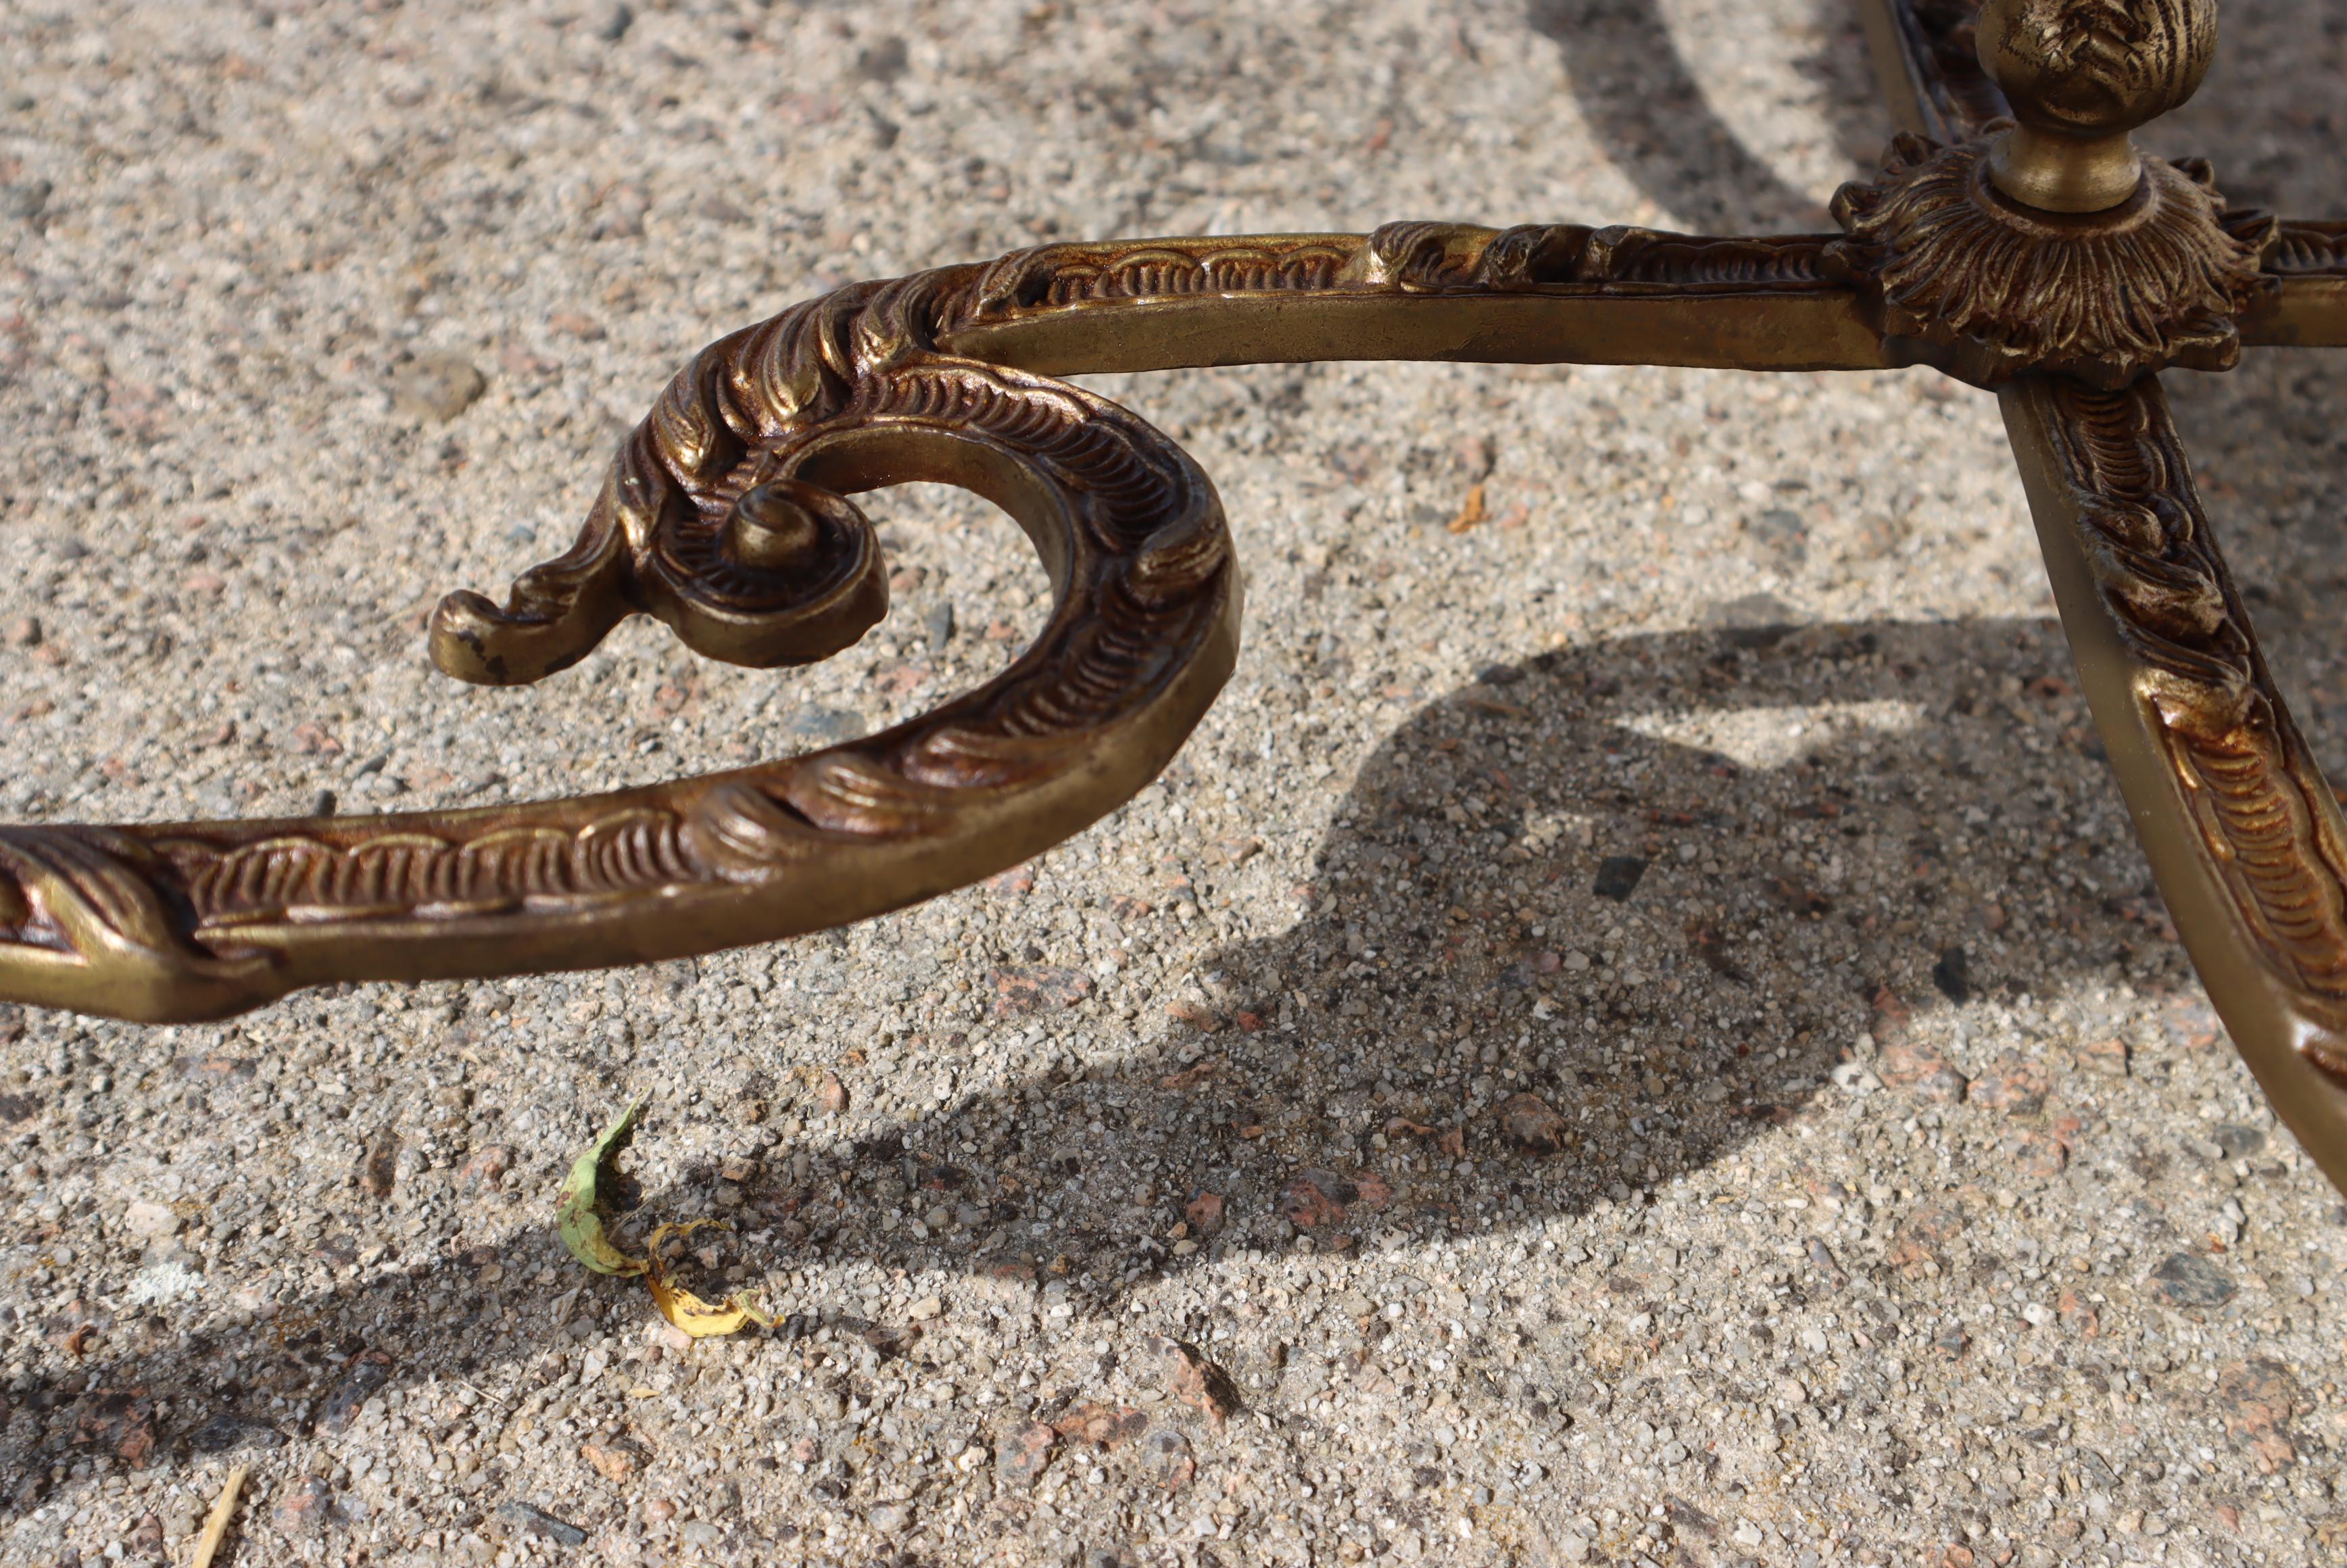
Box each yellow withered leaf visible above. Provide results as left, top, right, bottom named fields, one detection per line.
left=556, top=1100, right=648, bottom=1277
left=644, top=1221, right=775, bottom=1339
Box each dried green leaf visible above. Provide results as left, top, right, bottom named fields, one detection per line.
left=556, top=1100, right=647, bottom=1277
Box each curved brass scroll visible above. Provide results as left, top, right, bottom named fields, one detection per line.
left=0, top=272, right=1242, bottom=1021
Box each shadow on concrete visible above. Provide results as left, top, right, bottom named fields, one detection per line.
left=6, top=610, right=2217, bottom=1493
left=1526, top=0, right=1884, bottom=231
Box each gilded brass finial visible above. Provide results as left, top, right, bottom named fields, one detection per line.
left=1976, top=0, right=2217, bottom=212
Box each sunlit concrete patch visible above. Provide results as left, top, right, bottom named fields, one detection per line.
left=1616, top=697, right=1927, bottom=770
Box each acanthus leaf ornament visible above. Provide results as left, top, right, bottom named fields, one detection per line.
left=1826, top=131, right=2275, bottom=388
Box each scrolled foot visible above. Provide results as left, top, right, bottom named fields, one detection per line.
left=5, top=259, right=1238, bottom=1022
left=430, top=485, right=635, bottom=687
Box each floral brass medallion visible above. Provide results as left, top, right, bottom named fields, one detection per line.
left=7, top=3, right=2347, bottom=1192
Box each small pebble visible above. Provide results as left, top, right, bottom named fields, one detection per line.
left=273, top=1478, right=335, bottom=1538
left=995, top=1421, right=1057, bottom=1488
left=588, top=0, right=633, bottom=43
left=390, top=353, right=487, bottom=422
left=1497, top=1092, right=1570, bottom=1154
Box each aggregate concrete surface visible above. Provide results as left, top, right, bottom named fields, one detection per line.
left=3, top=1, right=2347, bottom=1565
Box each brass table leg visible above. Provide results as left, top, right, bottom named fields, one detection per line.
left=2006, top=376, right=2347, bottom=1196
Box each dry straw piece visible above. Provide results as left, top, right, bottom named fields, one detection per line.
left=188, top=1464, right=247, bottom=1568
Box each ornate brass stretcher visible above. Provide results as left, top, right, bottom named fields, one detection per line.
left=6, top=3, right=2347, bottom=1188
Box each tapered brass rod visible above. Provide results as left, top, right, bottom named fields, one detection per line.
left=931, top=222, right=1889, bottom=376
left=2246, top=280, right=2347, bottom=350
left=937, top=282, right=1887, bottom=376
left=1857, top=0, right=2002, bottom=145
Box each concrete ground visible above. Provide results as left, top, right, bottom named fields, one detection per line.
left=3, top=1, right=2346, bottom=1565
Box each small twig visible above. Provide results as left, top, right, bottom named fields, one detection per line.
left=459, top=1378, right=511, bottom=1408
left=189, top=1463, right=247, bottom=1568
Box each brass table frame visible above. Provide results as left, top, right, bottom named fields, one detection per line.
left=7, top=3, right=2347, bottom=1191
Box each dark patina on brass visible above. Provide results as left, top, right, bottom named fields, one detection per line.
left=8, top=2, right=2347, bottom=1194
